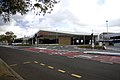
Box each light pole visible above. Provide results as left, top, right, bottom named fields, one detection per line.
left=106, top=20, right=109, bottom=46
left=106, top=20, right=108, bottom=34
left=106, top=20, right=109, bottom=40
left=56, top=29, right=57, bottom=44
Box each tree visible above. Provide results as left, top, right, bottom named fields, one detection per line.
left=5, top=31, right=17, bottom=44
left=0, top=0, right=59, bottom=22
left=0, top=31, right=17, bottom=45
left=0, top=34, right=6, bottom=42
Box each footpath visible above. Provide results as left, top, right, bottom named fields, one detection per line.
left=0, top=58, right=24, bottom=80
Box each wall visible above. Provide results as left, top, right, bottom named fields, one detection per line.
left=58, top=36, right=71, bottom=45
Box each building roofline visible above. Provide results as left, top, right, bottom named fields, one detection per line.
left=37, top=30, right=97, bottom=36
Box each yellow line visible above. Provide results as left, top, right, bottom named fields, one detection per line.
left=9, top=64, right=17, bottom=67
left=34, top=61, right=38, bottom=64
left=23, top=61, right=30, bottom=64
left=57, top=69, right=66, bottom=73
left=71, top=74, right=82, bottom=78
left=40, top=63, right=45, bottom=66
left=48, top=66, right=54, bottom=69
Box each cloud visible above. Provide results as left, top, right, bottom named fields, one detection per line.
left=97, top=0, right=105, bottom=5
left=109, top=19, right=120, bottom=27
left=1, top=0, right=120, bottom=38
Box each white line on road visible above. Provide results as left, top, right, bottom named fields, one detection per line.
left=71, top=74, right=82, bottom=78
left=9, top=64, right=17, bottom=67
left=57, top=69, right=66, bottom=73
left=34, top=61, right=39, bottom=64
left=23, top=61, right=30, bottom=64
left=40, top=63, right=45, bottom=66
left=48, top=66, right=54, bottom=69
left=100, top=61, right=113, bottom=64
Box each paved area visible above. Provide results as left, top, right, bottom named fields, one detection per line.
left=0, top=46, right=120, bottom=80
left=0, top=58, right=24, bottom=80
left=20, top=45, right=120, bottom=64
left=106, top=46, right=120, bottom=52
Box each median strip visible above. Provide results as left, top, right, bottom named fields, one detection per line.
left=57, top=69, right=66, bottom=73
left=71, top=74, right=82, bottom=78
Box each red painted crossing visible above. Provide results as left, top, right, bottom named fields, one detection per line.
left=22, top=48, right=120, bottom=64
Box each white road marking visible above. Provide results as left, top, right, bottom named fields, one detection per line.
left=48, top=66, right=54, bottom=69
left=34, top=61, right=39, bottom=64
left=71, top=74, right=82, bottom=78
left=40, top=63, right=45, bottom=66
left=100, top=61, right=113, bottom=64
left=23, top=61, right=30, bottom=64
left=57, top=69, right=66, bottom=73
left=9, top=64, right=17, bottom=67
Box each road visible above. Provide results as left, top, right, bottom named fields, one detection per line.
left=0, top=46, right=120, bottom=80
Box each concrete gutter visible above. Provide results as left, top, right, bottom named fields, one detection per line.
left=0, top=58, right=24, bottom=80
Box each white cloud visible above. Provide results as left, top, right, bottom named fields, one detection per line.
left=1, top=0, right=120, bottom=38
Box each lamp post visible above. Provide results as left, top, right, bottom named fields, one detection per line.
left=106, top=20, right=108, bottom=34
left=106, top=20, right=109, bottom=40
left=106, top=20, right=109, bottom=46
left=55, top=29, right=57, bottom=44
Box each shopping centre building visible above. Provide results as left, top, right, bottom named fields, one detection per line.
left=12, top=30, right=120, bottom=47
left=29, top=30, right=98, bottom=45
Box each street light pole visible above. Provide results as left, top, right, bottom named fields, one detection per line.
left=106, top=20, right=108, bottom=34
left=56, top=29, right=57, bottom=44
left=106, top=20, right=109, bottom=46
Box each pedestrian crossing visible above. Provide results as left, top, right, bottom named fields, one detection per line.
left=22, top=47, right=120, bottom=64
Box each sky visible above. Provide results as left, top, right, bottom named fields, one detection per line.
left=1, top=0, right=120, bottom=38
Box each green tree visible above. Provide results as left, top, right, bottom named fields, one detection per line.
left=0, top=31, right=17, bottom=44
left=0, top=34, right=6, bottom=42
left=0, top=0, right=59, bottom=22
left=5, top=31, right=17, bottom=44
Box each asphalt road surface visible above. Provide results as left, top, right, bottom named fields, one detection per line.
left=0, top=46, right=120, bottom=80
